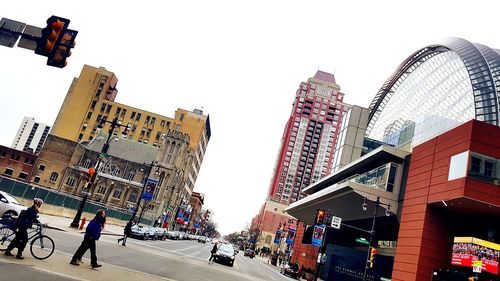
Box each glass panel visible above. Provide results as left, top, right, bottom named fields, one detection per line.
left=448, top=151, right=469, bottom=180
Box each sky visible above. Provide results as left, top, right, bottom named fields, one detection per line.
left=2, top=1, right=500, bottom=235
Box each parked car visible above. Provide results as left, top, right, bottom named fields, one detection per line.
left=244, top=249, right=255, bottom=258
left=130, top=225, right=149, bottom=240
left=167, top=230, right=181, bottom=240
left=154, top=227, right=168, bottom=240
left=281, top=263, right=302, bottom=280
left=0, top=191, right=27, bottom=218
left=214, top=243, right=236, bottom=266
left=232, top=244, right=239, bottom=254
left=145, top=227, right=157, bottom=240
left=198, top=236, right=208, bottom=243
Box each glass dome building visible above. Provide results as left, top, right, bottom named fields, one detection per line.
left=366, top=37, right=500, bottom=149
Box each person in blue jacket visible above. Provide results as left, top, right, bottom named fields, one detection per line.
left=70, top=209, right=106, bottom=268
left=4, top=198, right=42, bottom=259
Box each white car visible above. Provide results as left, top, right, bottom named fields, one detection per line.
left=0, top=191, right=27, bottom=218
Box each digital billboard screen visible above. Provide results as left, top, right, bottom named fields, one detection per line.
left=451, top=237, right=499, bottom=275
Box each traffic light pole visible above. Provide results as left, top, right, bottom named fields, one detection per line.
left=130, top=161, right=154, bottom=223
left=69, top=117, right=126, bottom=228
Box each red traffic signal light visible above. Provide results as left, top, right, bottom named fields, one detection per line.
left=315, top=209, right=325, bottom=225
left=84, top=167, right=96, bottom=183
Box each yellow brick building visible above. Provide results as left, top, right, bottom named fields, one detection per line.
left=51, top=65, right=211, bottom=192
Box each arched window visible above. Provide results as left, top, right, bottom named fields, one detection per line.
left=49, top=172, right=58, bottom=182
left=128, top=191, right=138, bottom=202
left=112, top=188, right=123, bottom=199
left=158, top=171, right=166, bottom=187
left=97, top=185, right=107, bottom=195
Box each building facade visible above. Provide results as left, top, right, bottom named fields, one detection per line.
left=187, top=192, right=204, bottom=234
left=12, top=117, right=50, bottom=154
left=0, top=145, right=37, bottom=182
left=268, top=70, right=350, bottom=204
left=286, top=38, right=500, bottom=281
left=50, top=65, right=211, bottom=197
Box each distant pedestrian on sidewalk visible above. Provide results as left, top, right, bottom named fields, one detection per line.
left=70, top=210, right=106, bottom=268
left=117, top=219, right=135, bottom=246
left=4, top=198, right=43, bottom=260
left=208, top=242, right=218, bottom=264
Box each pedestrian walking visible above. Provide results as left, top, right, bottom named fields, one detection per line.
left=4, top=198, right=43, bottom=260
left=208, top=242, right=218, bottom=264
left=117, top=219, right=135, bottom=246
left=278, top=255, right=283, bottom=267
left=70, top=209, right=106, bottom=268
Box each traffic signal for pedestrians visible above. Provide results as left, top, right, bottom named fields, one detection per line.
left=35, top=16, right=77, bottom=68
left=368, top=247, right=377, bottom=268
left=314, top=209, right=325, bottom=225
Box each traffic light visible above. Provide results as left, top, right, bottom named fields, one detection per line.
left=84, top=167, right=96, bottom=183
left=369, top=247, right=377, bottom=268
left=35, top=16, right=77, bottom=68
left=314, top=209, right=325, bottom=225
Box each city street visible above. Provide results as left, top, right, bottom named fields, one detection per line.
left=0, top=228, right=293, bottom=281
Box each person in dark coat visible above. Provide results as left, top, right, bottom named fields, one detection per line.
left=4, top=198, right=42, bottom=259
left=208, top=242, right=218, bottom=264
left=70, top=209, right=106, bottom=268
left=117, top=219, right=135, bottom=246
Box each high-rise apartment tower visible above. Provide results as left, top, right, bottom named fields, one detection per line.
left=11, top=117, right=50, bottom=154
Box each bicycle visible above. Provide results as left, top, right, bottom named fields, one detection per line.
left=0, top=222, right=55, bottom=260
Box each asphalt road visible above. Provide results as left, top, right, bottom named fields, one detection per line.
left=46, top=229, right=293, bottom=281
left=0, top=261, right=80, bottom=281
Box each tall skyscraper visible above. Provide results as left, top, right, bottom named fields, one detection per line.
left=252, top=70, right=350, bottom=252
left=11, top=117, right=50, bottom=154
left=268, top=71, right=351, bottom=205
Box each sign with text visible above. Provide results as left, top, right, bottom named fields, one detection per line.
left=145, top=178, right=159, bottom=194
left=451, top=237, right=499, bottom=275
left=331, top=216, right=342, bottom=229
left=274, top=229, right=283, bottom=244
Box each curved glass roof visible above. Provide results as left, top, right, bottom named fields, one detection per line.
left=366, top=38, right=500, bottom=149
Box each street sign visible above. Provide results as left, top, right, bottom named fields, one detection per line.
left=0, top=18, right=26, bottom=47
left=331, top=216, right=342, bottom=229
left=355, top=238, right=370, bottom=245
left=473, top=260, right=482, bottom=273
left=99, top=152, right=110, bottom=158
left=17, top=25, right=41, bottom=50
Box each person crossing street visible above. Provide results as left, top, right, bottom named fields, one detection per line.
left=70, top=209, right=106, bottom=268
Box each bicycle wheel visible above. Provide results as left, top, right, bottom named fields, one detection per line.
left=30, top=235, right=55, bottom=260
left=0, top=227, right=15, bottom=251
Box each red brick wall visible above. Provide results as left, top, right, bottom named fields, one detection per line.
left=392, top=120, right=500, bottom=281
left=290, top=222, right=319, bottom=271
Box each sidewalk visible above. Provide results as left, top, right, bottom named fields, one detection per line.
left=39, top=214, right=123, bottom=236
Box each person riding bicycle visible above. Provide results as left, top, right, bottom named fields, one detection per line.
left=4, top=198, right=42, bottom=259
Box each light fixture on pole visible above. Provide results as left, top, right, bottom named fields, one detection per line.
left=361, top=196, right=391, bottom=281
left=69, top=117, right=129, bottom=228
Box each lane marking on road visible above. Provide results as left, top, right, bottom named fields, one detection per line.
left=130, top=241, right=209, bottom=262
left=172, top=245, right=197, bottom=252
left=252, top=259, right=289, bottom=280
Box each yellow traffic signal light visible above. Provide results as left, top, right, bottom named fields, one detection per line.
left=369, top=247, right=377, bottom=268
left=315, top=209, right=325, bottom=225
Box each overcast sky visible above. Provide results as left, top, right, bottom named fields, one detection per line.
left=2, top=1, right=500, bottom=235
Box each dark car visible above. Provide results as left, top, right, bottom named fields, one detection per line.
left=281, top=263, right=301, bottom=280
left=214, top=244, right=236, bottom=266
left=243, top=249, right=255, bottom=258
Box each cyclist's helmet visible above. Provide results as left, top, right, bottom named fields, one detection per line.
left=34, top=198, right=43, bottom=206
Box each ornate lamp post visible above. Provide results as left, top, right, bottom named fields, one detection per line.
left=70, top=117, right=129, bottom=228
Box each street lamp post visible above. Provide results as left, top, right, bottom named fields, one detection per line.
left=70, top=117, right=129, bottom=228
left=361, top=196, right=391, bottom=281
left=130, top=161, right=155, bottom=223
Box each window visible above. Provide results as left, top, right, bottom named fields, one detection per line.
left=66, top=177, right=76, bottom=187
left=467, top=152, right=499, bottom=183
left=33, top=176, right=40, bottom=183
left=49, top=172, right=59, bottom=182
left=97, top=185, right=107, bottom=195
left=91, top=100, right=97, bottom=110
left=39, top=164, right=46, bottom=172
left=126, top=171, right=135, bottom=181
left=82, top=159, right=91, bottom=168
left=86, top=112, right=92, bottom=120
left=18, top=172, right=28, bottom=180
left=78, top=134, right=83, bottom=141
left=112, top=188, right=123, bottom=199
left=136, top=113, right=141, bottom=121
left=131, top=111, right=136, bottom=119
left=128, top=191, right=138, bottom=202
left=4, top=168, right=14, bottom=177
